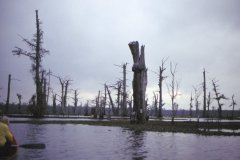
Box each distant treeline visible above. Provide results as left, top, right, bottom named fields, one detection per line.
left=1, top=103, right=239, bottom=119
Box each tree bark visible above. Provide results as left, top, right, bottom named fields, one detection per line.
left=129, top=41, right=147, bottom=124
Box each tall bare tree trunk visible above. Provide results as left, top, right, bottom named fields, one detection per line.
left=189, top=93, right=193, bottom=117
left=106, top=85, right=115, bottom=115
left=203, top=69, right=206, bottom=117
left=122, top=63, right=128, bottom=117
left=5, top=74, right=11, bottom=114
left=212, top=80, right=227, bottom=119
left=158, top=58, right=167, bottom=118
left=129, top=41, right=147, bottom=124
left=206, top=92, right=211, bottom=118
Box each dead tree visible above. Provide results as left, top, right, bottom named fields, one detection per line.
left=94, top=90, right=101, bottom=118
left=17, top=93, right=22, bottom=114
left=72, top=89, right=79, bottom=115
left=58, top=78, right=65, bottom=115
left=57, top=77, right=71, bottom=115
left=203, top=69, right=207, bottom=117
left=46, top=69, right=52, bottom=106
left=122, top=63, right=128, bottom=117
left=52, top=92, right=57, bottom=115
left=166, top=62, right=180, bottom=124
left=12, top=10, right=49, bottom=117
left=115, top=81, right=122, bottom=116
left=103, top=84, right=107, bottom=116
left=129, top=41, right=147, bottom=124
left=193, top=86, right=201, bottom=117
left=5, top=74, right=11, bottom=114
left=43, top=77, right=47, bottom=113
left=212, top=79, right=227, bottom=119
left=106, top=85, right=116, bottom=115
left=64, top=80, right=71, bottom=114
left=189, top=93, right=193, bottom=117
left=229, top=94, right=237, bottom=119
left=5, top=74, right=20, bottom=114
left=206, top=92, right=211, bottom=118
left=158, top=58, right=168, bottom=118
left=84, top=101, right=89, bottom=116
left=153, top=92, right=158, bottom=117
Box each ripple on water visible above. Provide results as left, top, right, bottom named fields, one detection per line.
left=10, top=123, right=240, bottom=160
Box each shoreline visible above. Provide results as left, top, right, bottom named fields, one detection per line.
left=10, top=119, right=240, bottom=136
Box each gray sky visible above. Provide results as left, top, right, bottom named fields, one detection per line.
left=0, top=0, right=240, bottom=110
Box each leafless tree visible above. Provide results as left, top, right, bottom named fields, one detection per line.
left=158, top=58, right=168, bottom=118
left=203, top=69, right=207, bottom=117
left=229, top=94, right=237, bottom=119
left=5, top=74, right=20, bottom=114
left=189, top=92, right=193, bottom=117
left=129, top=41, right=148, bottom=124
left=72, top=89, right=79, bottom=115
left=212, top=79, right=228, bottom=118
left=167, top=62, right=180, bottom=124
left=5, top=74, right=11, bottom=114
left=122, top=63, right=128, bottom=117
left=106, top=84, right=116, bottom=115
left=153, top=92, right=158, bottom=117
left=206, top=92, right=211, bottom=118
left=193, top=86, right=201, bottom=117
left=52, top=92, right=57, bottom=115
left=94, top=90, right=101, bottom=118
left=17, top=93, right=22, bottom=114
left=12, top=10, right=49, bottom=117
left=57, top=77, right=72, bottom=115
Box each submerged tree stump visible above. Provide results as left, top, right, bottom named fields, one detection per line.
left=128, top=41, right=147, bottom=124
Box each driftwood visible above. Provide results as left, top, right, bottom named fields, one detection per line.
left=128, top=41, right=147, bottom=123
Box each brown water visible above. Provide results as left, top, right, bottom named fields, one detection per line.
left=10, top=123, right=240, bottom=160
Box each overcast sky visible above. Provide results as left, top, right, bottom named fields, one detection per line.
left=0, top=0, right=239, bottom=110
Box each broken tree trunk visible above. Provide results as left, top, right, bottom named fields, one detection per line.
left=106, top=85, right=116, bottom=115
left=128, top=41, right=147, bottom=124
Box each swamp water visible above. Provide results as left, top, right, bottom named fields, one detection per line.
left=10, top=123, right=240, bottom=160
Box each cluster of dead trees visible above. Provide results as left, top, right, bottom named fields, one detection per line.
left=8, top=10, right=237, bottom=121
left=91, top=63, right=129, bottom=119
left=189, top=69, right=237, bottom=119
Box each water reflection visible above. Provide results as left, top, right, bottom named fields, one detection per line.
left=9, top=124, right=240, bottom=160
left=126, top=130, right=147, bottom=160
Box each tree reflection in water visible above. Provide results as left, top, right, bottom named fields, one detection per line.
left=127, top=130, right=148, bottom=160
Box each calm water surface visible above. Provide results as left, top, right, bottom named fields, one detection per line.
left=10, top=123, right=240, bottom=160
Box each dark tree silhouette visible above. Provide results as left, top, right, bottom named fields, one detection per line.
left=52, top=92, right=57, bottom=115
left=129, top=41, right=147, bottom=124
left=203, top=69, right=207, bottom=117
left=153, top=92, right=158, bottom=117
left=230, top=94, right=237, bottom=119
left=212, top=79, right=228, bottom=119
left=206, top=92, right=211, bottom=118
left=5, top=74, right=11, bottom=114
left=12, top=10, right=49, bottom=117
left=17, top=93, right=22, bottom=114
left=72, top=89, right=79, bottom=115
